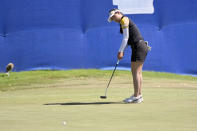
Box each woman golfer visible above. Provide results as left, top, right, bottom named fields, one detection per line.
left=108, top=9, right=150, bottom=103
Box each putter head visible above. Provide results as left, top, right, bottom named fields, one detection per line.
left=100, top=96, right=107, bottom=99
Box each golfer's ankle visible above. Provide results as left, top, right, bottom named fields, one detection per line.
left=134, top=93, right=138, bottom=97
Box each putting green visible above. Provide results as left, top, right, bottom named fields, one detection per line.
left=0, top=70, right=197, bottom=131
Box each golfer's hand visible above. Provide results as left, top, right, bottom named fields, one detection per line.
left=117, top=52, right=124, bottom=60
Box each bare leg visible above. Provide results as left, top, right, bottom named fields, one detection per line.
left=131, top=62, right=144, bottom=97
left=139, top=65, right=143, bottom=95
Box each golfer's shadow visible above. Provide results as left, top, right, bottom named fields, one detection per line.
left=44, top=102, right=123, bottom=106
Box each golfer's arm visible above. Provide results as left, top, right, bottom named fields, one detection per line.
left=119, top=28, right=129, bottom=52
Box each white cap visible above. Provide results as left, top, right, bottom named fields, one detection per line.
left=108, top=9, right=120, bottom=22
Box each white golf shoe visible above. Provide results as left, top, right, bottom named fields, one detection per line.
left=123, top=95, right=143, bottom=103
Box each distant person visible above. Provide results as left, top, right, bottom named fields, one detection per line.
left=108, top=9, right=150, bottom=103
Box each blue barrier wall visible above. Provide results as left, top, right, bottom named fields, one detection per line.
left=0, top=0, right=197, bottom=75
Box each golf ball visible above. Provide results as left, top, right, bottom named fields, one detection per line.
left=63, top=121, right=67, bottom=125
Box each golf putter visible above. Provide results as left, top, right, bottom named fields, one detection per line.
left=100, top=59, right=120, bottom=99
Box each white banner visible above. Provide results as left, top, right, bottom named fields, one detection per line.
left=113, top=0, right=154, bottom=14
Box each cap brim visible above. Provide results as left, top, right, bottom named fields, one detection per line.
left=108, top=17, right=112, bottom=22
left=107, top=14, right=114, bottom=22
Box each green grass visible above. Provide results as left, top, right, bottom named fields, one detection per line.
left=0, top=70, right=197, bottom=91
left=0, top=70, right=113, bottom=91
left=0, top=70, right=197, bottom=131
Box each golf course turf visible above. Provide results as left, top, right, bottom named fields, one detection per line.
left=0, top=70, right=197, bottom=131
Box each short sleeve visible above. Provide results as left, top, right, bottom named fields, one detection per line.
left=120, top=17, right=129, bottom=29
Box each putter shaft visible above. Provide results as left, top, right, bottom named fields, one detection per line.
left=103, top=60, right=119, bottom=97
